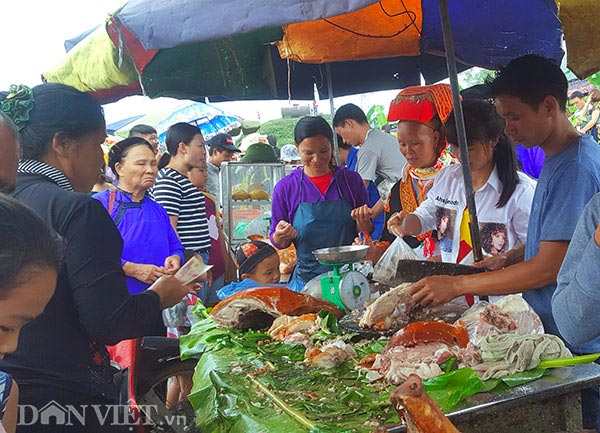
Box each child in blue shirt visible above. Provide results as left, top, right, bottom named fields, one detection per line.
left=217, top=240, right=304, bottom=300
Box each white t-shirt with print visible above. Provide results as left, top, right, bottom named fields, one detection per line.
left=413, top=164, right=536, bottom=266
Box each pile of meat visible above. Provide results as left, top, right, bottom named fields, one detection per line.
left=362, top=321, right=481, bottom=384
left=268, top=313, right=356, bottom=368
left=362, top=296, right=561, bottom=385
left=359, top=283, right=469, bottom=331
left=210, top=287, right=562, bottom=386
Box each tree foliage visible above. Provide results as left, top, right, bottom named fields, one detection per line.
left=588, top=72, right=600, bottom=89
left=458, top=67, right=494, bottom=90
left=366, top=105, right=387, bottom=129
left=259, top=114, right=332, bottom=146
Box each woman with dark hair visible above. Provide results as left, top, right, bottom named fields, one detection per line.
left=480, top=222, right=508, bottom=255
left=152, top=122, right=211, bottom=270
left=151, top=122, right=212, bottom=406
left=391, top=99, right=535, bottom=282
left=152, top=123, right=211, bottom=341
left=0, top=83, right=190, bottom=433
left=435, top=206, right=454, bottom=253
left=0, top=194, right=63, bottom=433
left=94, top=137, right=184, bottom=294
left=270, top=116, right=371, bottom=283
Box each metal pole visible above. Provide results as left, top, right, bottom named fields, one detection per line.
left=326, top=63, right=340, bottom=165
left=438, top=0, right=483, bottom=262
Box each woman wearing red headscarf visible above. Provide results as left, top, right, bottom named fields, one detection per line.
left=359, top=84, right=457, bottom=262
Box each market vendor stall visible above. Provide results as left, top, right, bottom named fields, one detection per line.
left=220, top=161, right=285, bottom=247
left=180, top=291, right=600, bottom=433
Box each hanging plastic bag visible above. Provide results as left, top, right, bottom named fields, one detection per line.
left=372, top=236, right=419, bottom=285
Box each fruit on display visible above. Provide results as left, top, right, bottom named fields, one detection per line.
left=249, top=189, right=270, bottom=200
left=232, top=189, right=250, bottom=200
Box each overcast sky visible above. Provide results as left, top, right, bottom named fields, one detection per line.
left=0, top=0, right=125, bottom=90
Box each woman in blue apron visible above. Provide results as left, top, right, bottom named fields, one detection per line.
left=270, top=116, right=372, bottom=283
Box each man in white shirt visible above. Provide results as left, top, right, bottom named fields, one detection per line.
left=333, top=104, right=406, bottom=207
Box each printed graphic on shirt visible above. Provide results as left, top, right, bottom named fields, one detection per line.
left=435, top=206, right=456, bottom=253
left=208, top=214, right=219, bottom=240
left=479, top=222, right=508, bottom=255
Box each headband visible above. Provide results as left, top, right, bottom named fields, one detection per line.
left=237, top=241, right=277, bottom=275
left=0, top=84, right=35, bottom=132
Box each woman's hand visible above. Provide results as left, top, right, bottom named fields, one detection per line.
left=387, top=211, right=409, bottom=237
left=351, top=204, right=373, bottom=234
left=595, top=224, right=600, bottom=247
left=126, top=263, right=167, bottom=284
left=351, top=204, right=371, bottom=223
left=163, top=255, right=181, bottom=274
left=149, top=275, right=193, bottom=309
left=273, top=220, right=297, bottom=248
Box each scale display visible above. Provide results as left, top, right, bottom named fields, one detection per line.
left=312, top=245, right=371, bottom=312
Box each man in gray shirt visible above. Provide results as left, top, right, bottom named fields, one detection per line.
left=553, top=193, right=600, bottom=347
left=333, top=103, right=405, bottom=212
left=206, top=133, right=241, bottom=209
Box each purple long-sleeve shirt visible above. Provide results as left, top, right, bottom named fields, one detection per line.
left=94, top=190, right=184, bottom=294
left=269, top=166, right=369, bottom=248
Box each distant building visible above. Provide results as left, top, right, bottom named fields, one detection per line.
left=281, top=105, right=311, bottom=118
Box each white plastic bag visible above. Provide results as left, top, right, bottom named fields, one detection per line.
left=372, top=236, right=419, bottom=285
left=162, top=297, right=188, bottom=327
left=457, top=295, right=545, bottom=346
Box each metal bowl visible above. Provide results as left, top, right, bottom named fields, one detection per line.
left=312, top=245, right=370, bottom=264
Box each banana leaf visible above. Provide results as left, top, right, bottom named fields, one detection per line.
left=500, top=368, right=548, bottom=388
left=188, top=349, right=308, bottom=433
left=188, top=344, right=397, bottom=433
left=179, top=316, right=271, bottom=360
left=422, top=368, right=486, bottom=412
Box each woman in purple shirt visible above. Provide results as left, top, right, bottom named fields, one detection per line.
left=94, top=137, right=184, bottom=294
left=270, top=116, right=371, bottom=283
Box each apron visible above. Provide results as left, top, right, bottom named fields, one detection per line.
left=291, top=169, right=356, bottom=283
